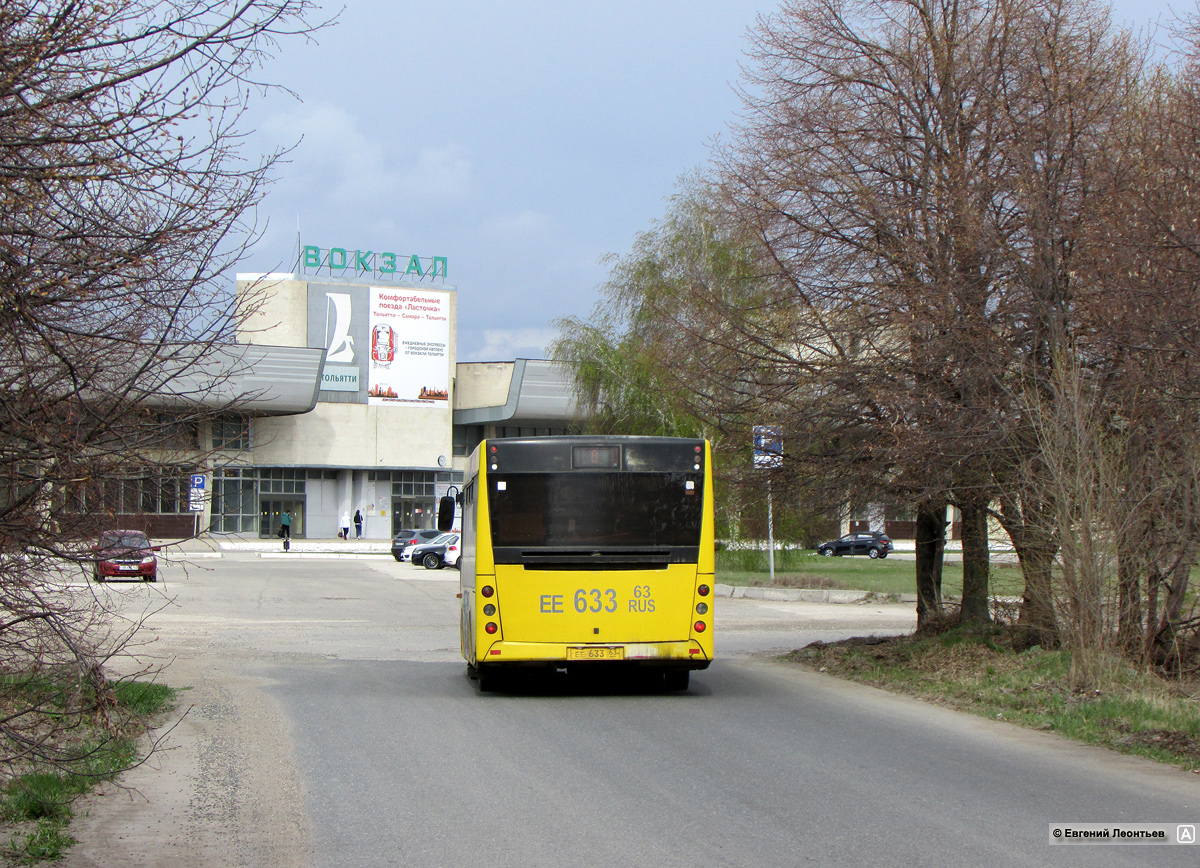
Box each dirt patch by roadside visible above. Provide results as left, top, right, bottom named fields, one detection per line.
left=59, top=654, right=313, bottom=868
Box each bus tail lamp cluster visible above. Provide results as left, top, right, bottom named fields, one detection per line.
left=481, top=585, right=498, bottom=634
left=694, top=621, right=707, bottom=633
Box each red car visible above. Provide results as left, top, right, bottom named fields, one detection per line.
left=92, top=530, right=158, bottom=582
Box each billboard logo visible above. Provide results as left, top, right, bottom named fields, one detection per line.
left=325, top=293, right=355, bottom=363
left=371, top=324, right=396, bottom=366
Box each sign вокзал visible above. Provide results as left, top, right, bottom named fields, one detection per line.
left=301, top=244, right=447, bottom=281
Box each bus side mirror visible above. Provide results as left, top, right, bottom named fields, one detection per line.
left=437, top=495, right=456, bottom=531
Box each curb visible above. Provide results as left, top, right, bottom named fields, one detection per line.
left=715, top=585, right=923, bottom=604
left=220, top=541, right=393, bottom=554
left=716, top=584, right=872, bottom=603
left=258, top=552, right=398, bottom=560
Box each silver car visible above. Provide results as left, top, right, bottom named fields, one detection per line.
left=408, top=533, right=461, bottom=569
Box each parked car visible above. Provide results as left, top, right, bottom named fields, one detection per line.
left=92, top=529, right=158, bottom=581
left=816, top=532, right=893, bottom=559
left=391, top=528, right=444, bottom=561
left=409, top=533, right=460, bottom=570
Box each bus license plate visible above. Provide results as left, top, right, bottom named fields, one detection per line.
left=566, top=646, right=625, bottom=661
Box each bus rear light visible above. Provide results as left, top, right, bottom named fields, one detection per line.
left=696, top=602, right=708, bottom=615
left=697, top=584, right=710, bottom=597
left=483, top=604, right=496, bottom=616
left=694, top=621, right=707, bottom=633
left=481, top=585, right=494, bottom=598
left=485, top=622, right=498, bottom=634
left=489, top=649, right=502, bottom=655
left=689, top=648, right=700, bottom=655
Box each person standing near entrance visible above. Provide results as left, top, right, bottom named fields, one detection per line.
left=340, top=510, right=350, bottom=540
left=353, top=509, right=363, bottom=539
left=280, top=510, right=292, bottom=539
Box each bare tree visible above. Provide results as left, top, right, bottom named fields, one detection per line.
left=0, top=0, right=324, bottom=774
left=716, top=0, right=1145, bottom=629
left=1080, top=25, right=1200, bottom=671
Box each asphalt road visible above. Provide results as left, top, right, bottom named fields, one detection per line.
left=61, top=552, right=1198, bottom=868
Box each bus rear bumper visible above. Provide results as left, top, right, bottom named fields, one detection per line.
left=480, top=639, right=711, bottom=669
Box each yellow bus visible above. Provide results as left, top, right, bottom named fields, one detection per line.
left=456, top=435, right=715, bottom=691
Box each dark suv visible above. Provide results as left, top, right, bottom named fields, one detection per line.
left=816, top=532, right=893, bottom=559
left=391, top=528, right=444, bottom=561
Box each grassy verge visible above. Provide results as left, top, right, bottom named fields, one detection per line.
left=788, top=627, right=1200, bottom=770
left=0, top=680, right=175, bottom=864
left=715, top=548, right=1026, bottom=598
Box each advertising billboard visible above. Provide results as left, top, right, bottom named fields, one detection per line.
left=366, top=287, right=450, bottom=406
left=307, top=284, right=451, bottom=407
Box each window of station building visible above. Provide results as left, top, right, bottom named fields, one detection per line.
left=152, top=414, right=200, bottom=449
left=104, top=470, right=195, bottom=516
left=454, top=425, right=482, bottom=456
left=212, top=467, right=258, bottom=533
left=212, top=417, right=251, bottom=451
left=367, top=470, right=462, bottom=495
left=390, top=471, right=436, bottom=498
left=259, top=468, right=307, bottom=495
left=0, top=463, right=38, bottom=512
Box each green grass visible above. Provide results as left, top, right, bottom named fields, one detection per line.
left=716, top=548, right=1026, bottom=598
left=109, top=680, right=175, bottom=716
left=8, top=821, right=74, bottom=865
left=790, top=628, right=1200, bottom=769
left=0, top=680, right=175, bottom=864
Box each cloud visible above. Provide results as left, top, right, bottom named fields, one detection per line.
left=468, top=327, right=560, bottom=362
left=258, top=102, right=474, bottom=205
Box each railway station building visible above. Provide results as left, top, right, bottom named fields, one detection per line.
left=148, top=259, right=581, bottom=541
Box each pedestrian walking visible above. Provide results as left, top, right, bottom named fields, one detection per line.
left=340, top=510, right=350, bottom=540
left=280, top=510, right=292, bottom=539
left=353, top=509, right=363, bottom=539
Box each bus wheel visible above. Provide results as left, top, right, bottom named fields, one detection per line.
left=663, top=670, right=690, bottom=691
left=477, top=665, right=500, bottom=693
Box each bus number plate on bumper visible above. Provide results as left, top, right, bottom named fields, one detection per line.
left=566, top=646, right=625, bottom=661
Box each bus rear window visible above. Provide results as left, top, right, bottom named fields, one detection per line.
left=489, top=472, right=702, bottom=548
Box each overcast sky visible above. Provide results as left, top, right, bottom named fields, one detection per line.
left=237, top=0, right=1182, bottom=363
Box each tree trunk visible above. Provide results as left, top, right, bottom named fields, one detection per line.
left=915, top=500, right=947, bottom=629
left=999, top=493, right=1060, bottom=649
left=1015, top=545, right=1058, bottom=649
left=959, top=498, right=992, bottom=625
left=1149, top=540, right=1199, bottom=671
left=1116, top=543, right=1143, bottom=658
